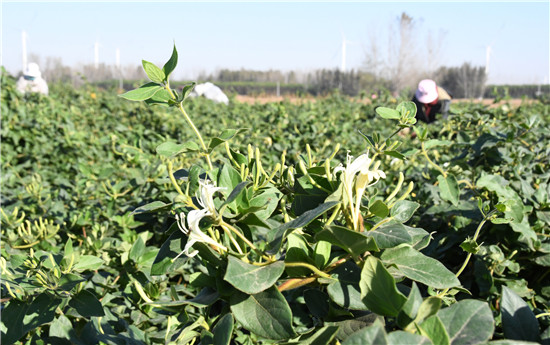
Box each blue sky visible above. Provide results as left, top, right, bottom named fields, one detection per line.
left=2, top=1, right=549, bottom=84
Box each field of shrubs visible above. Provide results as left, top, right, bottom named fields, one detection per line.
left=1, top=50, right=549, bottom=345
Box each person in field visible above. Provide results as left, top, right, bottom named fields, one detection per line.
left=16, top=63, right=49, bottom=96
left=412, top=79, right=451, bottom=123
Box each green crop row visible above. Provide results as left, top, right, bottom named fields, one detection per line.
left=1, top=55, right=549, bottom=345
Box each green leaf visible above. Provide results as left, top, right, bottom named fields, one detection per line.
left=22, top=293, right=63, bottom=334
left=249, top=186, right=283, bottom=220
left=151, top=227, right=190, bottom=276
left=217, top=164, right=241, bottom=192
left=208, top=128, right=248, bottom=152
left=213, top=313, right=233, bottom=345
left=149, top=288, right=219, bottom=308
left=48, top=315, right=75, bottom=340
left=1, top=299, right=28, bottom=345
left=129, top=236, right=145, bottom=262
left=132, top=200, right=172, bottom=214
left=313, top=240, right=331, bottom=269
left=397, top=101, right=417, bottom=118
left=424, top=139, right=453, bottom=150
left=304, top=289, right=330, bottom=318
left=406, top=225, right=432, bottom=250
left=438, top=174, right=460, bottom=206
left=384, top=150, right=406, bottom=160
left=476, top=174, right=524, bottom=223
left=341, top=320, right=387, bottom=345
left=156, top=141, right=200, bottom=158
left=224, top=256, right=285, bottom=294
left=73, top=255, right=103, bottom=271
left=58, top=273, right=85, bottom=291
left=297, top=325, right=340, bottom=345
left=501, top=286, right=540, bottom=342
left=535, top=254, right=550, bottom=267
left=315, top=225, right=379, bottom=260
left=387, top=331, right=433, bottom=345
left=369, top=221, right=413, bottom=249
left=360, top=256, right=407, bottom=317
left=325, top=314, right=380, bottom=341
left=267, top=201, right=339, bottom=255
left=358, top=130, right=377, bottom=148
left=437, top=299, right=494, bottom=345
left=230, top=287, right=295, bottom=340
left=327, top=261, right=369, bottom=310
left=369, top=200, right=389, bottom=218
left=419, top=316, right=450, bottom=345
left=144, top=88, right=173, bottom=106
left=221, top=181, right=251, bottom=209
left=380, top=245, right=460, bottom=289
left=64, top=238, right=73, bottom=258
left=484, top=341, right=542, bottom=345
left=406, top=297, right=443, bottom=333
left=142, top=60, right=165, bottom=83
left=397, top=282, right=423, bottom=327
left=376, top=106, right=401, bottom=119
left=460, top=238, right=480, bottom=254
left=69, top=290, right=105, bottom=317
left=163, top=45, right=178, bottom=79
left=181, top=82, right=196, bottom=101
left=391, top=200, right=420, bottom=223
left=119, top=82, right=163, bottom=101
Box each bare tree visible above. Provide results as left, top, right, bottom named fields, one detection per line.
left=363, top=12, right=446, bottom=95
left=426, top=29, right=447, bottom=77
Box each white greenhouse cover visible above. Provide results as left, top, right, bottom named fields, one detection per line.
left=191, top=82, right=229, bottom=105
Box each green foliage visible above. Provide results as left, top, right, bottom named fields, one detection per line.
left=1, top=45, right=549, bottom=345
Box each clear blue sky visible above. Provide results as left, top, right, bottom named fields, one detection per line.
left=2, top=1, right=549, bottom=85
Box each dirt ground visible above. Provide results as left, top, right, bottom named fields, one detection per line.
left=234, top=95, right=532, bottom=108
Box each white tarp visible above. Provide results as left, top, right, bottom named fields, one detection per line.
left=190, top=82, right=229, bottom=105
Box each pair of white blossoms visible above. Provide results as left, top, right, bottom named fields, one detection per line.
left=174, top=152, right=385, bottom=259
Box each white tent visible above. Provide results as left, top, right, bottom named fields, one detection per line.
left=190, top=82, right=229, bottom=105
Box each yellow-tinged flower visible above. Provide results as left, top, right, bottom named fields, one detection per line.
left=335, top=152, right=386, bottom=231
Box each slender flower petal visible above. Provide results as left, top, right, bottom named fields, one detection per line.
left=174, top=208, right=227, bottom=259
left=197, top=180, right=225, bottom=217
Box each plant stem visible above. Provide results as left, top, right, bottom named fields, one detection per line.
left=178, top=103, right=213, bottom=170
left=221, top=222, right=271, bottom=261
left=284, top=262, right=331, bottom=278
left=220, top=224, right=243, bottom=255
left=369, top=217, right=393, bottom=232
left=324, top=203, right=341, bottom=229
left=455, top=210, right=496, bottom=278
left=165, top=85, right=213, bottom=170
left=438, top=209, right=497, bottom=297
left=421, top=141, right=447, bottom=177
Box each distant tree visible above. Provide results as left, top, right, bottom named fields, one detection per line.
left=363, top=12, right=446, bottom=95
left=435, top=63, right=487, bottom=98
left=43, top=57, right=73, bottom=84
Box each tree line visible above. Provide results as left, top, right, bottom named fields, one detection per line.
left=17, top=12, right=546, bottom=99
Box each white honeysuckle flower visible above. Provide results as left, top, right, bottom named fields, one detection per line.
left=197, top=180, right=225, bottom=217
left=356, top=160, right=386, bottom=191
left=335, top=152, right=386, bottom=231
left=174, top=208, right=227, bottom=259
left=334, top=153, right=372, bottom=183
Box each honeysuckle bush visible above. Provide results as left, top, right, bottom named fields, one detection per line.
left=0, top=45, right=549, bottom=345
